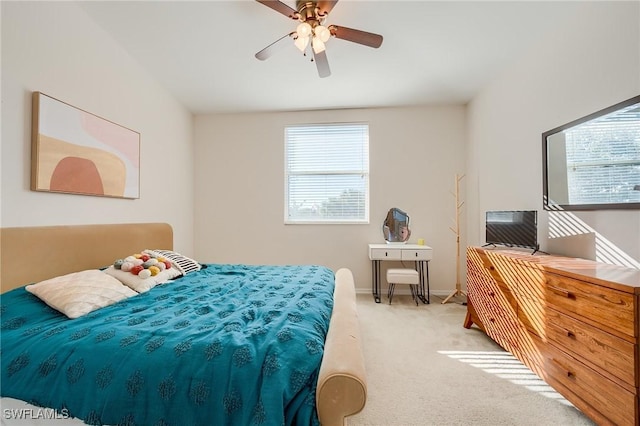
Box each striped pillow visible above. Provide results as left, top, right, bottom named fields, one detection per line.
left=144, top=249, right=202, bottom=275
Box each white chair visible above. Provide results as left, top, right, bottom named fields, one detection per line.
left=386, top=268, right=420, bottom=305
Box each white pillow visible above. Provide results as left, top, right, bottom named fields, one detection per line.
left=103, top=265, right=182, bottom=293
left=25, top=269, right=137, bottom=319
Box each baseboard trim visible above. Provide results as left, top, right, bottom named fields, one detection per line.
left=355, top=288, right=463, bottom=298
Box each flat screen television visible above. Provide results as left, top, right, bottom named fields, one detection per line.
left=485, top=210, right=539, bottom=253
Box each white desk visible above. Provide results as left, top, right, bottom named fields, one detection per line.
left=368, top=243, right=433, bottom=304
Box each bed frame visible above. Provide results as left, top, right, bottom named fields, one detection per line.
left=0, top=223, right=367, bottom=425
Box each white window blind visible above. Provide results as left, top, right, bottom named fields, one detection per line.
left=285, top=123, right=369, bottom=223
left=565, top=105, right=640, bottom=205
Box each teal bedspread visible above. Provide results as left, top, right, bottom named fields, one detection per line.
left=1, top=264, right=335, bottom=425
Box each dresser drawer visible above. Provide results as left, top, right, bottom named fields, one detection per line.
left=467, top=269, right=516, bottom=313
left=468, top=269, right=517, bottom=312
left=543, top=273, right=635, bottom=337
left=468, top=276, right=518, bottom=348
left=540, top=341, right=637, bottom=426
left=519, top=306, right=636, bottom=387
left=467, top=250, right=493, bottom=282
left=369, top=248, right=401, bottom=260
left=401, top=249, right=432, bottom=261
left=477, top=250, right=544, bottom=293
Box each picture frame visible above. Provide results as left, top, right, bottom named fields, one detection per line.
left=31, top=92, right=140, bottom=199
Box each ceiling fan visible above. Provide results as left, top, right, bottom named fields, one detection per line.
left=254, top=0, right=383, bottom=78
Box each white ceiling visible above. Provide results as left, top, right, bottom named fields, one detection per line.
left=79, top=1, right=587, bottom=114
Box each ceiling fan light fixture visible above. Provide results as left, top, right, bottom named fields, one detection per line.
left=314, top=25, right=331, bottom=43
left=255, top=0, right=384, bottom=78
left=312, top=37, right=325, bottom=53
left=294, top=35, right=310, bottom=52
left=296, top=22, right=312, bottom=38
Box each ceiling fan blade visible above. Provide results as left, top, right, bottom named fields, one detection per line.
left=328, top=25, right=383, bottom=48
left=316, top=0, right=339, bottom=16
left=313, top=49, right=331, bottom=78
left=255, top=0, right=298, bottom=19
left=255, top=32, right=294, bottom=61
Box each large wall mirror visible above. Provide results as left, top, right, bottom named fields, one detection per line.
left=542, top=95, right=640, bottom=210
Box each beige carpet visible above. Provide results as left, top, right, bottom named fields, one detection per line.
left=347, top=293, right=596, bottom=426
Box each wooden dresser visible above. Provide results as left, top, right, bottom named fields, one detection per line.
left=464, top=246, right=640, bottom=426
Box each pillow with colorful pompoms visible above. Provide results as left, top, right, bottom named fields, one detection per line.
left=103, top=251, right=182, bottom=293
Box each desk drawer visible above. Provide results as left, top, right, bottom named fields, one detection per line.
left=369, top=248, right=401, bottom=260
left=401, top=249, right=432, bottom=261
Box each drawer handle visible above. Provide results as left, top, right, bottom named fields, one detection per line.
left=551, top=358, right=576, bottom=379
left=548, top=322, right=576, bottom=339
left=548, top=285, right=576, bottom=300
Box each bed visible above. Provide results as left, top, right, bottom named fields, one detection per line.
left=0, top=223, right=367, bottom=425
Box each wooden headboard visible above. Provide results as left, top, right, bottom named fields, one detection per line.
left=0, top=223, right=173, bottom=293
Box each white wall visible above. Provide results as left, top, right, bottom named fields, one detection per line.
left=467, top=1, right=640, bottom=266
left=1, top=2, right=195, bottom=255
left=194, top=106, right=467, bottom=294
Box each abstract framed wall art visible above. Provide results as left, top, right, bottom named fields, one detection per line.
left=31, top=92, right=140, bottom=199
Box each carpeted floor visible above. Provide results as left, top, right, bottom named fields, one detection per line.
left=347, top=292, right=596, bottom=426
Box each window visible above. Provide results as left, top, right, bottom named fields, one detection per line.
left=285, top=123, right=369, bottom=224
